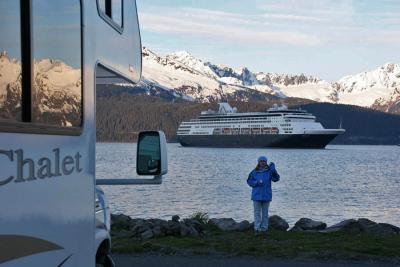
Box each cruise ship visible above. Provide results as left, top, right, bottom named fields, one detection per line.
left=177, top=103, right=345, bottom=148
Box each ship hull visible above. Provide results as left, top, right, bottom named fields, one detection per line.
left=177, top=133, right=339, bottom=148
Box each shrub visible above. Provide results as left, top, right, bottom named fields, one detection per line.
left=190, top=211, right=209, bottom=225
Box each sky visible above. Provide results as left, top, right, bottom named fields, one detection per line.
left=0, top=0, right=81, bottom=68
left=136, top=0, right=400, bottom=81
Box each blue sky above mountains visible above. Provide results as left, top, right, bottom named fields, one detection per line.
left=137, top=0, right=400, bottom=81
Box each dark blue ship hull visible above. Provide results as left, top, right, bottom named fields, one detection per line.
left=177, top=134, right=339, bottom=148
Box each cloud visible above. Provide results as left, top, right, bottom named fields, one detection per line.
left=258, top=0, right=356, bottom=25
left=138, top=3, right=400, bottom=48
left=263, top=13, right=327, bottom=22
left=139, top=8, right=321, bottom=46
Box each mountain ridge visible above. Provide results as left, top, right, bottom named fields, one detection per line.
left=141, top=47, right=400, bottom=115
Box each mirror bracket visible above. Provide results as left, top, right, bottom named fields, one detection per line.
left=96, top=175, right=162, bottom=185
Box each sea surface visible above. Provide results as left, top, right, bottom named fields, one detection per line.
left=96, top=143, right=400, bottom=227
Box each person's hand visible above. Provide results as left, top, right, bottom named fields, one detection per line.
left=257, top=179, right=263, bottom=186
left=269, top=162, right=276, bottom=172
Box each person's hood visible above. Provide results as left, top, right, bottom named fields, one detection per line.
left=257, top=156, right=268, bottom=162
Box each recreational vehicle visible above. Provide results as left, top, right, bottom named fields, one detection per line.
left=0, top=1, right=166, bottom=266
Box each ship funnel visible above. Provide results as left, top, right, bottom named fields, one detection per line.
left=218, top=103, right=236, bottom=114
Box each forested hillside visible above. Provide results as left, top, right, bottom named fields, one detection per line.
left=96, top=93, right=400, bottom=144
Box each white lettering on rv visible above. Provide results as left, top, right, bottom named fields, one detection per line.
left=0, top=149, right=83, bottom=186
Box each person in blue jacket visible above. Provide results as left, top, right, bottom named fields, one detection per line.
left=247, top=156, right=280, bottom=233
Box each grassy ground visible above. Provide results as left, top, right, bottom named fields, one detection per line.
left=111, top=225, right=400, bottom=262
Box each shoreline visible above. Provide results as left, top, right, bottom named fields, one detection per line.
left=110, top=213, right=400, bottom=262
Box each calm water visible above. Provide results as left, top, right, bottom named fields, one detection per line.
left=96, top=143, right=400, bottom=227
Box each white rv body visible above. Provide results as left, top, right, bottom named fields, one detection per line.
left=0, top=0, right=142, bottom=266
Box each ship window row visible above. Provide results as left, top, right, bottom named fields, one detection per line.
left=196, top=117, right=279, bottom=122
left=291, top=119, right=312, bottom=123
left=197, top=124, right=277, bottom=128
left=187, top=123, right=280, bottom=128
left=186, top=119, right=279, bottom=124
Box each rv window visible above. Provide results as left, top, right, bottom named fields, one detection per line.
left=112, top=0, right=123, bottom=27
left=98, top=0, right=123, bottom=31
left=0, top=1, right=22, bottom=122
left=31, top=0, right=82, bottom=127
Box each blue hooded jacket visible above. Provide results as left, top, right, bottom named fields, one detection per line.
left=247, top=162, right=280, bottom=201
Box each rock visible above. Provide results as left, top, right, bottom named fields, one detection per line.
left=358, top=218, right=377, bottom=230
left=365, top=223, right=400, bottom=236
left=112, top=229, right=133, bottom=238
left=128, top=219, right=146, bottom=230
left=152, top=225, right=164, bottom=237
left=236, top=220, right=252, bottom=231
left=322, top=219, right=400, bottom=236
left=180, top=224, right=191, bottom=237
left=160, top=221, right=170, bottom=234
left=183, top=219, right=205, bottom=232
left=250, top=222, right=254, bottom=229
left=148, top=218, right=165, bottom=227
left=166, top=221, right=182, bottom=236
left=138, top=225, right=152, bottom=234
left=209, top=218, right=238, bottom=231
left=140, top=229, right=154, bottom=240
left=269, top=215, right=289, bottom=231
left=322, top=219, right=360, bottom=233
left=172, top=215, right=180, bottom=222
left=209, top=218, right=250, bottom=231
left=111, top=213, right=131, bottom=227
left=179, top=224, right=199, bottom=237
left=291, top=218, right=327, bottom=231
left=188, top=225, right=200, bottom=237
left=181, top=219, right=206, bottom=236
left=129, top=220, right=151, bottom=235
left=129, top=225, right=140, bottom=235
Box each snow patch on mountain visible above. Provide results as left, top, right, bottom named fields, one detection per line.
left=0, top=51, right=21, bottom=97
left=332, top=63, right=400, bottom=107
left=35, top=58, right=81, bottom=96
left=166, top=51, right=219, bottom=79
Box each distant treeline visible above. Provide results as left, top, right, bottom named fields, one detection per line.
left=96, top=94, right=400, bottom=145
left=298, top=103, right=400, bottom=144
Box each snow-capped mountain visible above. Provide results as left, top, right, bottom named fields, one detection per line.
left=371, top=87, right=400, bottom=114
left=141, top=47, right=400, bottom=114
left=141, top=47, right=278, bottom=102
left=0, top=51, right=81, bottom=126
left=141, top=47, right=327, bottom=100
left=0, top=51, right=21, bottom=120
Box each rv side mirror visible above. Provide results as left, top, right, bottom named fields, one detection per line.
left=136, top=131, right=168, bottom=176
